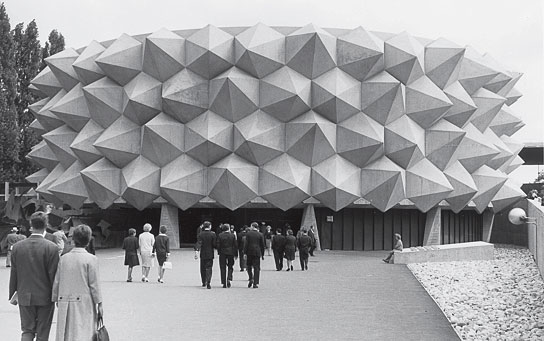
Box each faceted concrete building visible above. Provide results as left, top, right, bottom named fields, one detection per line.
left=27, top=24, right=526, bottom=249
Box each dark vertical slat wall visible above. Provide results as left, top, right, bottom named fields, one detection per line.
left=315, top=208, right=484, bottom=251
left=441, top=210, right=483, bottom=246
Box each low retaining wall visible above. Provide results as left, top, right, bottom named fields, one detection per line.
left=527, top=199, right=544, bottom=278
left=394, top=241, right=494, bottom=264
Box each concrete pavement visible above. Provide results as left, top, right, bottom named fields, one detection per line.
left=0, top=249, right=459, bottom=340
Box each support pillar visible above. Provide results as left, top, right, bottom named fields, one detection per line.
left=160, top=203, right=180, bottom=248
left=301, top=204, right=320, bottom=251
left=423, top=206, right=441, bottom=246
left=482, top=209, right=495, bottom=243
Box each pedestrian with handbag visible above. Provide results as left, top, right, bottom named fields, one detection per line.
left=52, top=224, right=103, bottom=340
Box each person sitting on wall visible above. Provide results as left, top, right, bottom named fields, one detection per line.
left=382, top=234, right=403, bottom=264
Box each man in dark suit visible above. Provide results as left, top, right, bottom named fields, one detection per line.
left=237, top=225, right=248, bottom=272
left=194, top=221, right=216, bottom=289
left=9, top=211, right=60, bottom=340
left=297, top=229, right=312, bottom=271
left=217, top=224, right=238, bottom=288
left=271, top=228, right=286, bottom=271
left=243, top=222, right=265, bottom=289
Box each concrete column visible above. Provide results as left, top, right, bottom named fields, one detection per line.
left=423, top=206, right=441, bottom=246
left=160, top=203, right=180, bottom=248
left=301, top=204, right=320, bottom=251
left=482, top=209, right=495, bottom=243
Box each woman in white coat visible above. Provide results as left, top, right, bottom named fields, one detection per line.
left=52, top=224, right=103, bottom=341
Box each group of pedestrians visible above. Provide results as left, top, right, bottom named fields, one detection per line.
left=195, top=221, right=266, bottom=289
left=8, top=211, right=103, bottom=341
left=122, top=224, right=171, bottom=283
left=271, top=225, right=317, bottom=272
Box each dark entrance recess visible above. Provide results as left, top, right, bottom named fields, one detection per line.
left=315, top=208, right=426, bottom=251
left=315, top=207, right=484, bottom=251
left=441, top=210, right=483, bottom=244
left=177, top=208, right=303, bottom=245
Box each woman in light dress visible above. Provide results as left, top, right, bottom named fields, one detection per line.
left=139, top=223, right=155, bottom=282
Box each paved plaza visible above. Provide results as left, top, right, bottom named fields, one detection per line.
left=0, top=249, right=458, bottom=340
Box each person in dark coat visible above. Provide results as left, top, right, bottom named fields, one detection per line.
left=195, top=221, right=216, bottom=289
left=243, top=222, right=265, bottom=288
left=237, top=225, right=248, bottom=272
left=122, top=228, right=139, bottom=282
left=284, top=229, right=296, bottom=271
left=153, top=225, right=170, bottom=283
left=308, top=225, right=317, bottom=256
left=297, top=229, right=312, bottom=271
left=9, top=211, right=60, bottom=340
left=217, top=224, right=238, bottom=288
left=271, top=228, right=286, bottom=271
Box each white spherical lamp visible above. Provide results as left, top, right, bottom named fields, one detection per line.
left=508, top=208, right=528, bottom=225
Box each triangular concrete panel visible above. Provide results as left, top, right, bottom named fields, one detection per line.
left=160, top=154, right=207, bottom=210
left=121, top=156, right=161, bottom=210
left=123, top=72, right=162, bottom=125
left=143, top=28, right=185, bottom=82
left=260, top=153, right=311, bottom=210
left=443, top=161, right=478, bottom=213
left=70, top=120, right=104, bottom=166
left=45, top=48, right=80, bottom=91
left=406, top=158, right=453, bottom=212
left=185, top=25, right=234, bottom=79
left=185, top=111, right=233, bottom=165
left=83, top=77, right=124, bottom=128
left=260, top=66, right=311, bottom=122
left=337, top=112, right=384, bottom=167
left=95, top=33, right=143, bottom=85
left=162, top=69, right=208, bottom=123
left=141, top=112, right=184, bottom=167
left=337, top=26, right=384, bottom=81
left=80, top=157, right=122, bottom=209
left=50, top=84, right=90, bottom=131
left=234, top=23, right=285, bottom=78
left=73, top=40, right=106, bottom=85
left=93, top=116, right=141, bottom=168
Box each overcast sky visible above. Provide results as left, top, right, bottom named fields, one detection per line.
left=3, top=0, right=543, bottom=181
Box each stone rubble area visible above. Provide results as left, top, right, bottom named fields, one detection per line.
left=408, top=245, right=544, bottom=340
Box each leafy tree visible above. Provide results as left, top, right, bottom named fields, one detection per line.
left=13, top=19, right=42, bottom=181
left=41, top=29, right=65, bottom=70
left=0, top=3, right=19, bottom=182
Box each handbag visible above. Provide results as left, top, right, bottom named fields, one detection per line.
left=163, top=261, right=172, bottom=270
left=93, top=317, right=110, bottom=341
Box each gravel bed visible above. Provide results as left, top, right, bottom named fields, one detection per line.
left=408, top=245, right=544, bottom=340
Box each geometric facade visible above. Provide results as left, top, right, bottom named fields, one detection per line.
left=27, top=25, right=524, bottom=213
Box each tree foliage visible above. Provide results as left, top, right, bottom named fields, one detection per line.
left=0, top=3, right=19, bottom=181
left=0, top=2, right=65, bottom=182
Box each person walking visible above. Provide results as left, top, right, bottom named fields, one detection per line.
left=264, top=225, right=273, bottom=256
left=5, top=226, right=22, bottom=267
left=383, top=233, right=403, bottom=264
left=195, top=221, right=216, bottom=289
left=243, top=222, right=265, bottom=288
left=297, top=228, right=312, bottom=271
left=153, top=225, right=170, bottom=283
left=308, top=225, right=317, bottom=256
left=139, top=223, right=155, bottom=282
left=217, top=224, right=238, bottom=288
left=271, top=228, right=286, bottom=271
left=237, top=225, right=248, bottom=272
left=52, top=226, right=68, bottom=257
left=9, top=211, right=60, bottom=340
left=52, top=224, right=103, bottom=341
left=122, top=228, right=139, bottom=282
left=284, top=229, right=296, bottom=272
